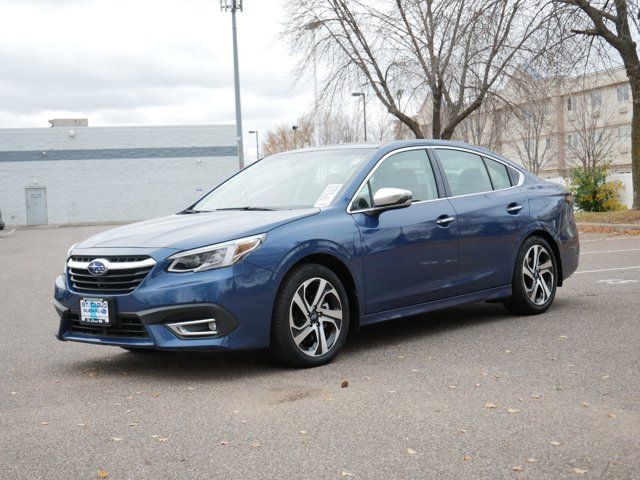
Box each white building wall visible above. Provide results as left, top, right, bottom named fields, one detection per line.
left=0, top=125, right=238, bottom=226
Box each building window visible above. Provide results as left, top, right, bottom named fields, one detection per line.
left=591, top=90, right=602, bottom=109
left=545, top=137, right=551, bottom=149
left=566, top=97, right=574, bottom=111
left=566, top=134, right=578, bottom=148
left=617, top=84, right=630, bottom=102
left=618, top=125, right=631, bottom=141
left=592, top=130, right=603, bottom=144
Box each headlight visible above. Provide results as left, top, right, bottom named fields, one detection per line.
left=166, top=234, right=266, bottom=273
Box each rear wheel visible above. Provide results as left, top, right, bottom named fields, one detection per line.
left=503, top=236, right=557, bottom=315
left=270, top=264, right=349, bottom=368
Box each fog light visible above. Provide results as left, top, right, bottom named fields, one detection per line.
left=166, top=318, right=218, bottom=337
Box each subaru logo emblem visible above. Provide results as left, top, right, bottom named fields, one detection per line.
left=87, top=259, right=108, bottom=276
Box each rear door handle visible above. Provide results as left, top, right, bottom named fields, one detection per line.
left=507, top=203, right=523, bottom=214
left=435, top=215, right=455, bottom=227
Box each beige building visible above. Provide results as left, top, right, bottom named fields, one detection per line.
left=417, top=67, right=633, bottom=179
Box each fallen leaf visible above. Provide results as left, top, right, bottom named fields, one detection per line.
left=571, top=468, right=588, bottom=475
left=97, top=470, right=109, bottom=479
left=549, top=357, right=557, bottom=361
left=411, top=369, right=419, bottom=372
left=512, top=466, right=523, bottom=472
left=581, top=402, right=589, bottom=408
left=340, top=472, right=354, bottom=477
left=406, top=448, right=416, bottom=455
left=150, top=435, right=159, bottom=439
left=110, top=437, right=122, bottom=442
left=494, top=374, right=501, bottom=379
left=550, top=441, right=562, bottom=447
left=448, top=385, right=457, bottom=389
left=602, top=374, right=610, bottom=379
left=364, top=376, right=372, bottom=380
left=241, top=419, right=248, bottom=423
left=341, top=380, right=349, bottom=388
left=125, top=396, right=133, bottom=400
left=10, top=391, right=17, bottom=395
left=608, top=413, right=617, bottom=419
left=299, top=430, right=307, bottom=434
left=505, top=350, right=511, bottom=354
left=250, top=441, right=261, bottom=448
left=41, top=421, right=49, bottom=426
left=474, top=383, right=481, bottom=387
left=526, top=458, right=537, bottom=464
left=126, top=409, right=133, bottom=413
left=559, top=335, right=567, bottom=339
left=187, top=387, right=194, bottom=390
left=158, top=437, right=168, bottom=443
left=484, top=403, right=498, bottom=409
left=531, top=395, right=541, bottom=399
left=459, top=429, right=467, bottom=434
left=463, top=455, right=472, bottom=461
left=507, top=408, right=521, bottom=414
left=232, top=410, right=240, bottom=414
left=129, top=422, right=138, bottom=427
left=325, top=396, right=335, bottom=401
left=76, top=423, right=87, bottom=427
left=151, top=392, right=161, bottom=398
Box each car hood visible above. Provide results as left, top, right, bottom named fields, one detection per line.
left=77, top=209, right=320, bottom=251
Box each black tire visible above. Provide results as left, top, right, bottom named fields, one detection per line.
left=270, top=263, right=350, bottom=368
left=503, top=235, right=558, bottom=315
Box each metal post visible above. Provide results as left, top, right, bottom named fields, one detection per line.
left=221, top=0, right=244, bottom=169
left=362, top=93, right=367, bottom=142
left=249, top=130, right=259, bottom=160
left=352, top=92, right=368, bottom=142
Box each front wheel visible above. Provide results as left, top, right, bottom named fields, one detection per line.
left=270, top=264, right=349, bottom=368
left=503, top=236, right=557, bottom=315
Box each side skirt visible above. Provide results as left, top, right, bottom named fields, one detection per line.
left=360, top=285, right=512, bottom=327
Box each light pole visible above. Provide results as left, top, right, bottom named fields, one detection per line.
left=352, top=92, right=367, bottom=142
left=292, top=125, right=299, bottom=149
left=306, top=21, right=323, bottom=147
left=248, top=130, right=259, bottom=161
left=220, top=0, right=245, bottom=169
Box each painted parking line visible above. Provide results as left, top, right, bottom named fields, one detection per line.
left=580, top=248, right=640, bottom=255
left=575, top=265, right=640, bottom=274
left=581, top=236, right=640, bottom=243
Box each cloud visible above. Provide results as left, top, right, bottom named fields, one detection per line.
left=0, top=0, right=313, bottom=153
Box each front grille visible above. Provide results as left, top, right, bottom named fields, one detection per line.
left=67, top=313, right=150, bottom=339
left=67, top=255, right=155, bottom=294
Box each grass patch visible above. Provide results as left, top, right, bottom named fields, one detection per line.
left=575, top=210, right=640, bottom=225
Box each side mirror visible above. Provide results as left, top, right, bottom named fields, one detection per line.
left=372, top=188, right=412, bottom=211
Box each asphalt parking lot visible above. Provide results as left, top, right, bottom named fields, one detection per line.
left=1, top=226, right=639, bottom=479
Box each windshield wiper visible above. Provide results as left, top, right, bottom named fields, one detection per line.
left=181, top=208, right=211, bottom=214
left=216, top=206, right=276, bottom=211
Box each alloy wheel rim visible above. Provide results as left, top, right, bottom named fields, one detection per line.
left=523, top=244, right=554, bottom=306
left=289, top=277, right=343, bottom=357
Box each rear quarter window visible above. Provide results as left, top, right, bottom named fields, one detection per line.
left=483, top=157, right=512, bottom=190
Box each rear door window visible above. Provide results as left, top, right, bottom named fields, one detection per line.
left=435, top=149, right=493, bottom=196
left=483, top=157, right=512, bottom=190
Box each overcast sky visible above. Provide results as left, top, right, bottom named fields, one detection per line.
left=0, top=0, right=314, bottom=158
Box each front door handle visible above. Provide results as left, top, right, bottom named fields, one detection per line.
left=507, top=203, right=523, bottom=214
left=435, top=215, right=455, bottom=227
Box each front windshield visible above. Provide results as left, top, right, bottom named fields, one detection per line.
left=191, top=148, right=375, bottom=211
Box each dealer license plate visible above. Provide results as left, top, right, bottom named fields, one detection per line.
left=80, top=298, right=111, bottom=326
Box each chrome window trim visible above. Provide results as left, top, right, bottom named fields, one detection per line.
left=347, top=145, right=525, bottom=214
left=67, top=258, right=157, bottom=271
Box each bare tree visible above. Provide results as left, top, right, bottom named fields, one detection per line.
left=262, top=111, right=360, bottom=156
left=555, top=0, right=640, bottom=207
left=505, top=71, right=563, bottom=174
left=565, top=92, right=617, bottom=171
left=453, top=95, right=504, bottom=151
left=284, top=0, right=556, bottom=141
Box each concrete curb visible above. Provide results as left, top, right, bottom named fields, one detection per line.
left=577, top=222, right=640, bottom=231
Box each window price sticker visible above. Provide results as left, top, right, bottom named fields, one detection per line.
left=314, top=184, right=343, bottom=208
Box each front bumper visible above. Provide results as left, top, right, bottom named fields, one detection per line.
left=54, top=252, right=276, bottom=351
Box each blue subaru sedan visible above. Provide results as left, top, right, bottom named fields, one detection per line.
left=54, top=140, right=579, bottom=367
